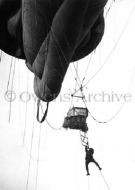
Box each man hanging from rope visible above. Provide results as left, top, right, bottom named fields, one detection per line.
left=85, top=145, right=102, bottom=175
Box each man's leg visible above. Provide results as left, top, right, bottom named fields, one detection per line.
left=93, top=159, right=102, bottom=170
left=86, top=161, right=90, bottom=175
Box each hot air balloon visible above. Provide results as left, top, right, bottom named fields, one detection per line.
left=0, top=0, right=108, bottom=102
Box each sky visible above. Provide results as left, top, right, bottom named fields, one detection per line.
left=0, top=1, right=135, bottom=190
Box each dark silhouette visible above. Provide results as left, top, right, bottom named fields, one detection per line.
left=85, top=146, right=102, bottom=175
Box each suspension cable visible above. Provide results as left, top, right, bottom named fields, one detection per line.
left=6, top=57, right=13, bottom=92
left=100, top=170, right=111, bottom=190
left=38, top=100, right=62, bottom=130
left=68, top=3, right=135, bottom=124
left=83, top=4, right=135, bottom=88
left=25, top=101, right=36, bottom=190
left=6, top=58, right=16, bottom=123
left=64, top=0, right=119, bottom=96
left=72, top=1, right=135, bottom=95
left=35, top=123, right=42, bottom=190
left=71, top=0, right=117, bottom=90
left=71, top=0, right=116, bottom=88
left=81, top=63, right=135, bottom=124
left=23, top=67, right=30, bottom=144
left=46, top=119, right=62, bottom=130
left=82, top=50, right=96, bottom=83
left=87, top=175, right=91, bottom=190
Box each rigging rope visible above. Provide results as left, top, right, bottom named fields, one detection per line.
left=68, top=0, right=116, bottom=100
left=86, top=170, right=111, bottom=190
left=6, top=56, right=13, bottom=92
left=5, top=57, right=16, bottom=123
left=46, top=118, right=62, bottom=130
left=24, top=0, right=135, bottom=126
left=37, top=99, right=49, bottom=123
left=30, top=0, right=117, bottom=107
left=26, top=101, right=36, bottom=190
left=73, top=61, right=81, bottom=92
left=82, top=50, right=96, bottom=83
left=68, top=3, right=135, bottom=124
left=9, top=58, right=16, bottom=122
left=70, top=0, right=117, bottom=93
left=50, top=28, right=79, bottom=88
left=100, top=170, right=111, bottom=190
left=71, top=2, right=135, bottom=98
left=38, top=100, right=62, bottom=130
left=72, top=61, right=82, bottom=87
left=87, top=175, right=91, bottom=190
left=83, top=4, right=135, bottom=88
left=71, top=0, right=116, bottom=88
left=23, top=67, right=30, bottom=144
left=81, top=63, right=135, bottom=124
left=35, top=123, right=42, bottom=190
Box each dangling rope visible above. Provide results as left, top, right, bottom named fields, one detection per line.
left=87, top=175, right=91, bottom=190
left=37, top=99, right=49, bottom=123
left=9, top=58, right=16, bottom=122
left=23, top=66, right=30, bottom=144
left=25, top=101, right=36, bottom=190
left=100, top=170, right=111, bottom=190
left=35, top=123, right=42, bottom=190
left=86, top=170, right=111, bottom=190
left=38, top=100, right=62, bottom=130
left=46, top=119, right=62, bottom=130
left=6, top=57, right=13, bottom=92
left=5, top=57, right=16, bottom=122
left=22, top=103, right=47, bottom=162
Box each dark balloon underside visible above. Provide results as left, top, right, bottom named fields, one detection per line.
left=0, top=0, right=108, bottom=102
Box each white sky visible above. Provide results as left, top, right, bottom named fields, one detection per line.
left=0, top=1, right=135, bottom=190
